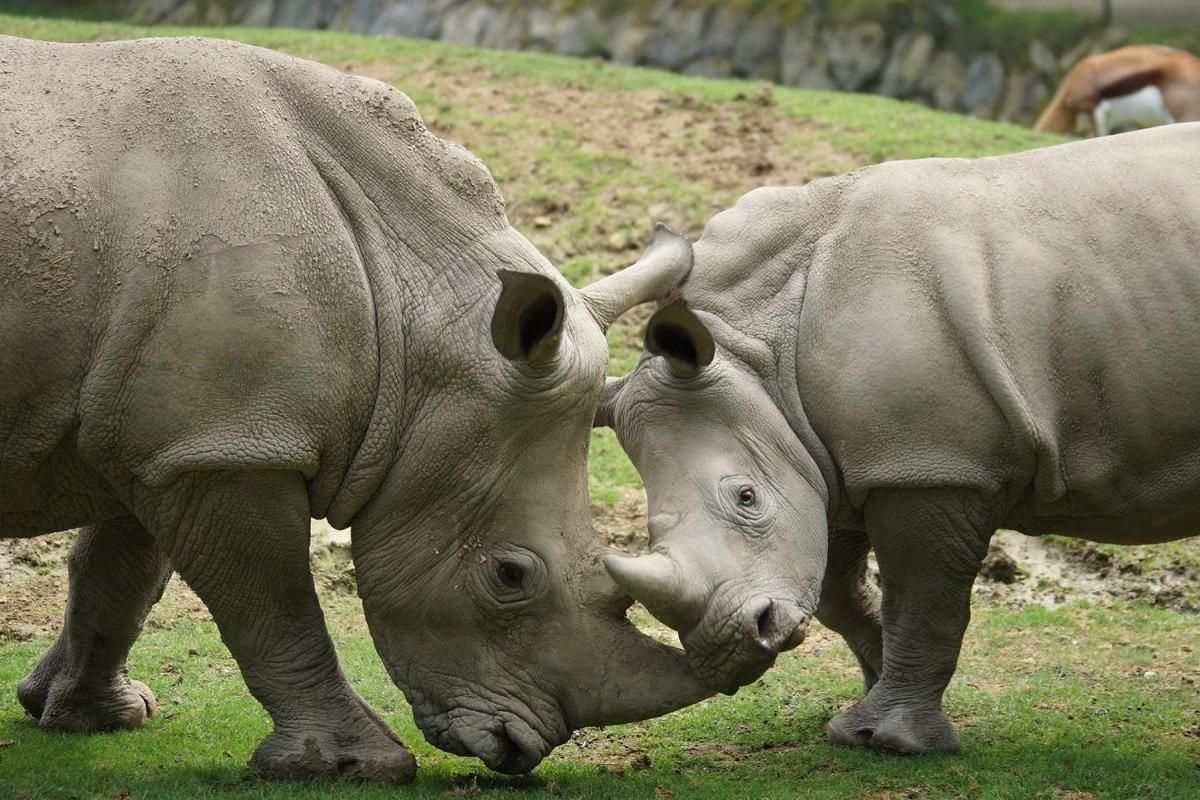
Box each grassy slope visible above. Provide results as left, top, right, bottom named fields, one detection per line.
left=0, top=12, right=1196, bottom=800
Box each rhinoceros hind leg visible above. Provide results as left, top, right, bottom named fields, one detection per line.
left=815, top=528, right=883, bottom=693
left=143, top=470, right=416, bottom=783
left=825, top=487, right=995, bottom=754
left=18, top=516, right=171, bottom=732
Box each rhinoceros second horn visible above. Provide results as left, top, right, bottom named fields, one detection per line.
left=581, top=222, right=694, bottom=332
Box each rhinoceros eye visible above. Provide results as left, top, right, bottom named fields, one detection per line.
left=478, top=547, right=546, bottom=608
left=719, top=475, right=774, bottom=534
left=496, top=560, right=525, bottom=588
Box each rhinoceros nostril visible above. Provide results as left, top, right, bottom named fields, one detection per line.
left=754, top=601, right=786, bottom=654
left=754, top=601, right=806, bottom=654
left=756, top=602, right=776, bottom=640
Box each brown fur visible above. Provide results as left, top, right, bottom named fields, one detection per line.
left=1036, top=45, right=1200, bottom=134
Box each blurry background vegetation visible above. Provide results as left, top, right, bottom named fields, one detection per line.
left=4, top=0, right=1200, bottom=123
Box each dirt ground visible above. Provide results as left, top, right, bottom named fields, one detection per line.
left=592, top=493, right=1200, bottom=614
left=3, top=497, right=1196, bottom=644
left=347, top=58, right=863, bottom=262
left=356, top=58, right=851, bottom=187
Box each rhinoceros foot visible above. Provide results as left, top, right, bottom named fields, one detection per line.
left=17, top=667, right=156, bottom=732
left=246, top=696, right=417, bottom=783
left=825, top=682, right=959, bottom=755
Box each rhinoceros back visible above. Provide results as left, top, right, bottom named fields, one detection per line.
left=0, top=36, right=501, bottom=534
left=799, top=124, right=1200, bottom=539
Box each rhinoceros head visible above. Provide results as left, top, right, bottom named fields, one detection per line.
left=597, top=293, right=829, bottom=695
left=346, top=225, right=709, bottom=773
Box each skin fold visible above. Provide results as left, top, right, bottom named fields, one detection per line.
left=0, top=35, right=710, bottom=781
left=599, top=124, right=1200, bottom=753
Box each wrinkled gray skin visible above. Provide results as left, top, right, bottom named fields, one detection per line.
left=0, top=35, right=709, bottom=781
left=599, top=124, right=1200, bottom=752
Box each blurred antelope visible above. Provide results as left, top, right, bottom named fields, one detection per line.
left=1036, top=45, right=1200, bottom=136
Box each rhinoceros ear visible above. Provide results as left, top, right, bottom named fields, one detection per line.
left=645, top=300, right=714, bottom=378
left=580, top=223, right=693, bottom=332
left=491, top=270, right=565, bottom=362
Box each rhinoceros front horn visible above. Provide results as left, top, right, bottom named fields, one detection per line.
left=581, top=223, right=694, bottom=332
left=603, top=552, right=691, bottom=631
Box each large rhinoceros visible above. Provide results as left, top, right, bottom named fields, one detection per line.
left=597, top=124, right=1200, bottom=753
left=0, top=35, right=709, bottom=780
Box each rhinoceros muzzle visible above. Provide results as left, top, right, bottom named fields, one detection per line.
left=751, top=598, right=810, bottom=655
left=685, top=592, right=812, bottom=694
left=605, top=551, right=816, bottom=692
left=419, top=704, right=565, bottom=775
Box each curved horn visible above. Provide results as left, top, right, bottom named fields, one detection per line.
left=581, top=223, right=693, bottom=332
left=603, top=552, right=691, bottom=631
left=593, top=375, right=626, bottom=429
left=565, top=619, right=713, bottom=728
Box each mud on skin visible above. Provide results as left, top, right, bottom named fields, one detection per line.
left=0, top=34, right=710, bottom=781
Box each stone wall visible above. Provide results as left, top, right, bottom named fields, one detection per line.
left=125, top=0, right=1133, bottom=122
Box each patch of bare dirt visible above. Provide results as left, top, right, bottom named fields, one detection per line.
left=0, top=572, right=67, bottom=642
left=0, top=521, right=362, bottom=642
left=591, top=487, right=650, bottom=555
left=974, top=531, right=1200, bottom=612
left=343, top=59, right=861, bottom=250
left=355, top=58, right=842, bottom=177
left=588, top=491, right=1200, bottom=614
left=0, top=533, right=73, bottom=641
left=485, top=82, right=844, bottom=197
left=310, top=518, right=358, bottom=596
left=0, top=532, right=72, bottom=578
left=4, top=511, right=1194, bottom=643
left=560, top=728, right=652, bottom=772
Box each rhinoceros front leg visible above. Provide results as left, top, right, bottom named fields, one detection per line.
left=815, top=528, right=883, bottom=693
left=141, top=470, right=416, bottom=783
left=18, top=516, right=171, bottom=731
left=825, top=488, right=995, bottom=754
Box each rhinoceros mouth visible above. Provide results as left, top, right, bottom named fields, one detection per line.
left=470, top=717, right=554, bottom=774
left=685, top=635, right=778, bottom=695
left=682, top=586, right=816, bottom=694
left=431, top=711, right=556, bottom=774
left=410, top=693, right=568, bottom=775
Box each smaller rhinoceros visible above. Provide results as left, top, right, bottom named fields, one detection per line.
left=597, top=124, right=1200, bottom=754
left=0, top=35, right=709, bottom=782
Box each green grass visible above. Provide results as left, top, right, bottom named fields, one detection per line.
left=1, top=11, right=1194, bottom=800
left=1, top=598, right=1196, bottom=799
